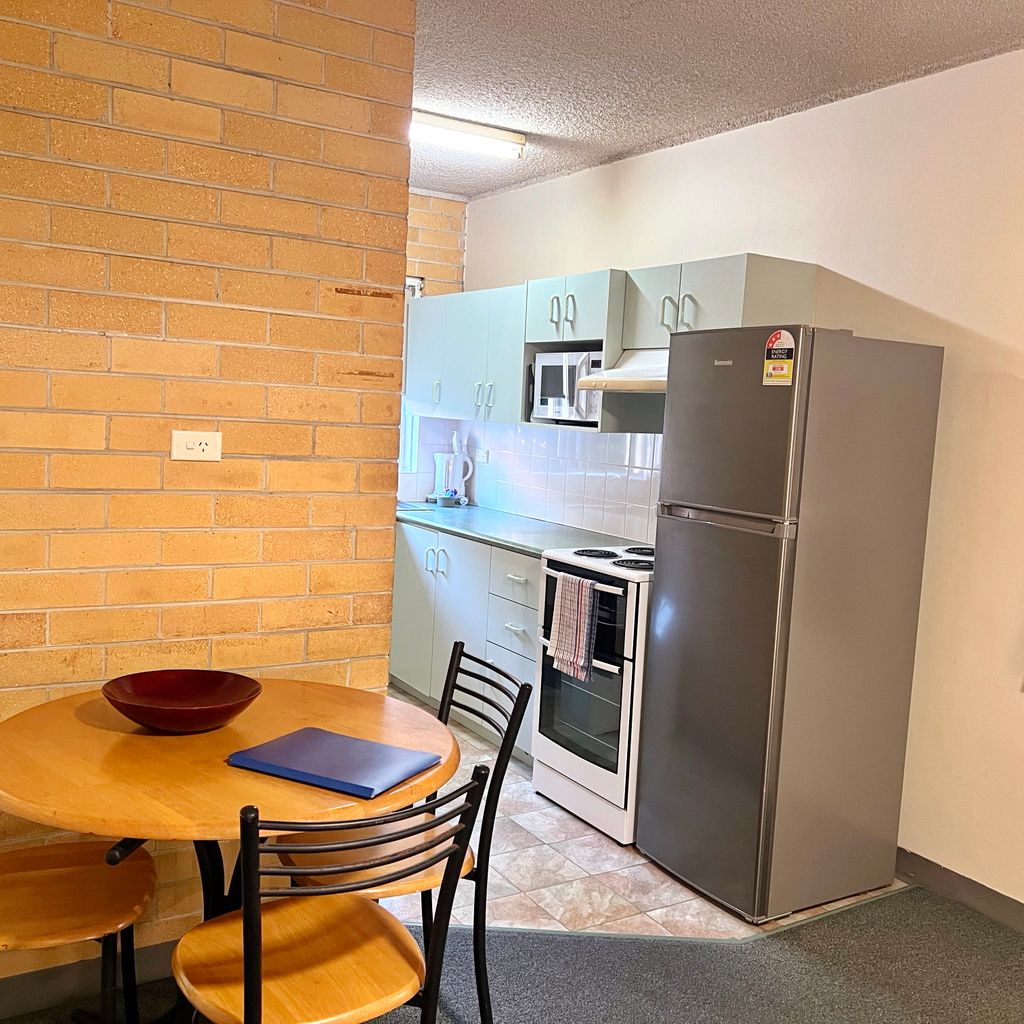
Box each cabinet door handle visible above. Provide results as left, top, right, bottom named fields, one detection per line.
left=659, top=294, right=679, bottom=330
left=436, top=547, right=449, bottom=575
left=473, top=382, right=483, bottom=406
left=432, top=380, right=441, bottom=403
left=504, top=622, right=527, bottom=635
left=548, top=295, right=561, bottom=326
left=424, top=547, right=437, bottom=573
left=485, top=382, right=495, bottom=408
left=506, top=574, right=528, bottom=584
left=678, top=293, right=695, bottom=331
left=564, top=292, right=577, bottom=325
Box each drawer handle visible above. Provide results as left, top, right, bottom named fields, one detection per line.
left=503, top=623, right=528, bottom=636
left=506, top=574, right=528, bottom=584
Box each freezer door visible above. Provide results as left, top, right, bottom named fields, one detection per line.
left=659, top=325, right=811, bottom=520
left=635, top=505, right=796, bottom=920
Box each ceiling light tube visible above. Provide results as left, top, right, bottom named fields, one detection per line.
left=410, top=111, right=526, bottom=160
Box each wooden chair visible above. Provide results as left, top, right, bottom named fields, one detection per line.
left=0, top=840, right=156, bottom=1024
left=172, top=765, right=488, bottom=1024
left=276, top=641, right=533, bottom=1024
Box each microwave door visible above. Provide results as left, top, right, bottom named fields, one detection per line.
left=573, top=353, right=588, bottom=419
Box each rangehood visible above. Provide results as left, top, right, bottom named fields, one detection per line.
left=576, top=348, right=668, bottom=393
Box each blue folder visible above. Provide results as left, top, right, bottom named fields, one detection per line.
left=227, top=727, right=442, bottom=799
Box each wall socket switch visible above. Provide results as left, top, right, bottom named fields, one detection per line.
left=170, top=429, right=222, bottom=462
left=472, top=448, right=490, bottom=463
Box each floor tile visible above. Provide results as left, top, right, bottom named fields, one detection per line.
left=552, top=833, right=648, bottom=874
left=647, top=897, right=760, bottom=939
left=584, top=913, right=673, bottom=937
left=492, top=844, right=588, bottom=891
left=479, top=816, right=545, bottom=855
left=528, top=876, right=639, bottom=930
left=453, top=892, right=567, bottom=931
left=498, top=780, right=556, bottom=816
left=453, top=868, right=518, bottom=909
left=512, top=807, right=596, bottom=844
left=379, top=892, right=425, bottom=924
left=595, top=862, right=698, bottom=912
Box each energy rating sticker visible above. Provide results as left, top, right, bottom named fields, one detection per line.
left=763, top=329, right=796, bottom=386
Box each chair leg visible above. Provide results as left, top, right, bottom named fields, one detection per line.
left=472, top=882, right=493, bottom=1024
left=99, top=934, right=118, bottom=1024
left=420, top=888, right=434, bottom=951
left=120, top=927, right=139, bottom=1024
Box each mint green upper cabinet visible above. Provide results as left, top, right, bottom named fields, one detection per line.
left=484, top=284, right=527, bottom=423
left=563, top=270, right=620, bottom=342
left=525, top=275, right=566, bottom=342
left=677, top=255, right=746, bottom=332
left=404, top=294, right=446, bottom=413
left=622, top=264, right=684, bottom=349
left=439, top=289, right=489, bottom=420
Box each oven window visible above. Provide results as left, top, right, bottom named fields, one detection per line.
left=543, top=566, right=628, bottom=662
left=539, top=655, right=622, bottom=772
left=539, top=364, right=565, bottom=400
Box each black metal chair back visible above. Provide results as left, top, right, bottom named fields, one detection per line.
left=239, top=764, right=489, bottom=1024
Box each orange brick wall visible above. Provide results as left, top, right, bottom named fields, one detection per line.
left=407, top=191, right=466, bottom=295
left=0, top=0, right=414, bottom=979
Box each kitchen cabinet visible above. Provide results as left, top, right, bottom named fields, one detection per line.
left=485, top=642, right=538, bottom=755
left=678, top=256, right=746, bottom=332
left=621, top=264, right=684, bottom=350
left=404, top=295, right=446, bottom=412
left=482, top=284, right=527, bottom=423
left=486, top=595, right=537, bottom=661
left=525, top=270, right=625, bottom=344
left=441, top=289, right=490, bottom=420
left=389, top=522, right=438, bottom=699
left=525, top=275, right=565, bottom=342
left=489, top=546, right=542, bottom=610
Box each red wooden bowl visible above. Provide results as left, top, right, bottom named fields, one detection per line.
left=102, top=669, right=262, bottom=734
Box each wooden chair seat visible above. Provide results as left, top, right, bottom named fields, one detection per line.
left=0, top=841, right=155, bottom=952
left=172, top=893, right=425, bottom=1024
left=274, top=813, right=475, bottom=899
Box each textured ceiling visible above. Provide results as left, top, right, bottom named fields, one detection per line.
left=410, top=0, right=1024, bottom=199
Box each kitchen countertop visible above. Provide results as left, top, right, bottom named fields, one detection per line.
left=395, top=503, right=632, bottom=558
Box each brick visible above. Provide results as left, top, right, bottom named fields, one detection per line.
left=0, top=534, right=46, bottom=569
left=0, top=613, right=45, bottom=651
left=273, top=161, right=365, bottom=207
left=266, top=386, right=359, bottom=424
left=164, top=459, right=264, bottom=491
left=223, top=113, right=322, bottom=162
left=277, top=84, right=369, bottom=133
left=166, top=304, right=267, bottom=343
left=0, top=65, right=107, bottom=119
left=315, top=425, right=398, bottom=459
left=113, top=91, right=222, bottom=144
left=321, top=208, right=406, bottom=250
left=270, top=661, right=347, bottom=686
left=0, top=241, right=105, bottom=290
left=419, top=280, right=460, bottom=296
left=0, top=284, right=45, bottom=325
left=3, top=571, right=104, bottom=610
left=220, top=192, right=318, bottom=236
left=112, top=338, right=218, bottom=377
left=50, top=531, right=161, bottom=569
left=325, top=56, right=412, bottom=105
left=50, top=454, right=163, bottom=490
left=408, top=193, right=431, bottom=210
left=219, top=420, right=312, bottom=456
left=320, top=283, right=405, bottom=322
left=350, top=656, right=388, bottom=689
left=308, top=559, right=392, bottom=594
left=161, top=531, right=261, bottom=565
left=328, top=0, right=414, bottom=32
left=0, top=453, right=46, bottom=489
left=355, top=527, right=393, bottom=559
left=0, top=111, right=46, bottom=157
left=171, top=0, right=274, bottom=32
left=106, top=640, right=209, bottom=677
left=212, top=564, right=305, bottom=600
left=0, top=328, right=108, bottom=371
left=0, top=23, right=49, bottom=66
left=224, top=32, right=323, bottom=85
left=0, top=369, right=47, bottom=408
left=161, top=602, right=259, bottom=639
left=310, top=494, right=395, bottom=526
left=51, top=208, right=166, bottom=257
left=306, top=625, right=389, bottom=661
left=51, top=374, right=163, bottom=413
left=269, top=314, right=360, bottom=353
left=318, top=353, right=401, bottom=391
left=219, top=347, right=315, bottom=386
left=167, top=224, right=270, bottom=268
left=50, top=608, right=159, bottom=645
left=111, top=174, right=219, bottom=223
left=109, top=494, right=213, bottom=528
left=0, top=411, right=105, bottom=451
left=51, top=293, right=163, bottom=336
left=367, top=177, right=408, bottom=214
left=2, top=156, right=106, bottom=209
left=110, top=256, right=218, bottom=301
left=106, top=568, right=209, bottom=605
left=0, top=647, right=105, bottom=688
left=360, top=392, right=400, bottom=424
left=369, top=101, right=409, bottom=142
left=276, top=7, right=372, bottom=57
left=373, top=30, right=415, bottom=70
left=109, top=415, right=216, bottom=452
left=214, top=495, right=308, bottom=527
left=359, top=461, right=397, bottom=493
left=219, top=270, right=317, bottom=313
left=365, top=250, right=407, bottom=286
left=261, top=597, right=351, bottom=631
left=171, top=61, right=273, bottom=113
left=270, top=238, right=362, bottom=283
left=54, top=36, right=170, bottom=90
left=112, top=5, right=222, bottom=61
left=211, top=633, right=305, bottom=670
left=164, top=380, right=265, bottom=418
left=167, top=142, right=271, bottom=191
left=262, top=529, right=354, bottom=562
left=267, top=460, right=357, bottom=492
left=353, top=591, right=391, bottom=623
left=3, top=0, right=107, bottom=33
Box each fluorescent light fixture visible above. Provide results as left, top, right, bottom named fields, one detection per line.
left=410, top=111, right=525, bottom=160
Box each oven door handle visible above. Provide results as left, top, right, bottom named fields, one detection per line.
left=539, top=637, right=622, bottom=676
left=543, top=568, right=624, bottom=597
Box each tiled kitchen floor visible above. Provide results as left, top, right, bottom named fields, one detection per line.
left=385, top=688, right=906, bottom=939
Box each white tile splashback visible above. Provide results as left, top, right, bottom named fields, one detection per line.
left=399, top=415, right=662, bottom=543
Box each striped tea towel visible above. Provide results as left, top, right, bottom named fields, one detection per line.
left=548, top=572, right=598, bottom=681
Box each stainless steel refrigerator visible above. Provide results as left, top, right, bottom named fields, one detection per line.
left=635, top=325, right=943, bottom=922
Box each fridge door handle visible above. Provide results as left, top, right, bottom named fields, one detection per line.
left=658, top=502, right=797, bottom=539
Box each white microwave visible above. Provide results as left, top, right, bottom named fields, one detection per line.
left=532, top=351, right=602, bottom=425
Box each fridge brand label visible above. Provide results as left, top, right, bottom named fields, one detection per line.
left=763, top=329, right=795, bottom=387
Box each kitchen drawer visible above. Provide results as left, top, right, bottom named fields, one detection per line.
left=487, top=594, right=539, bottom=661
left=489, top=548, right=541, bottom=609
left=485, top=641, right=538, bottom=755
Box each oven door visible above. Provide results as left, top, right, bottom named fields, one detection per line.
left=541, top=561, right=634, bottom=658
left=534, top=645, right=634, bottom=807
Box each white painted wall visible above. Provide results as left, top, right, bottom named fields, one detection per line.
left=464, top=49, right=1024, bottom=901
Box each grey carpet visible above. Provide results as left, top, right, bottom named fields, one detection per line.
left=10, top=888, right=1024, bottom=1023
